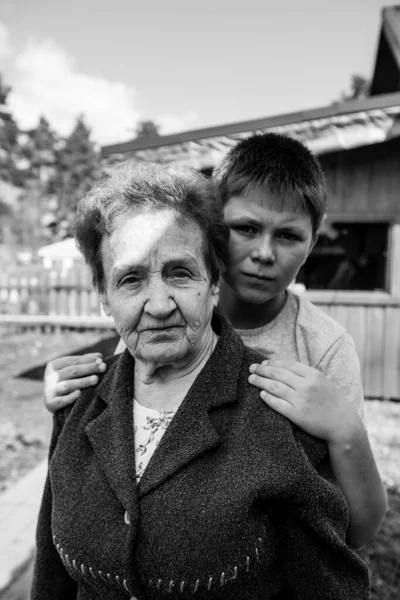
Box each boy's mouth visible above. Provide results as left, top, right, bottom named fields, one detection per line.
left=242, top=272, right=275, bottom=281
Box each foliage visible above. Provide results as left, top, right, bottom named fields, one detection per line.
left=0, top=75, right=20, bottom=185
left=0, top=75, right=101, bottom=253
left=338, top=73, right=371, bottom=102
left=50, top=116, right=101, bottom=238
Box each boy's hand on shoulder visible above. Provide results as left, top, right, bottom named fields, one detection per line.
left=44, top=353, right=107, bottom=414
left=248, top=359, right=361, bottom=443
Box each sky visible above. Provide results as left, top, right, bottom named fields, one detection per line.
left=0, top=0, right=391, bottom=145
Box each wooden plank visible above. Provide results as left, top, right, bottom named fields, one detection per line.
left=0, top=315, right=115, bottom=328
left=305, top=290, right=400, bottom=306
left=346, top=306, right=367, bottom=391
left=388, top=223, right=400, bottom=296
left=363, top=306, right=385, bottom=398
left=329, top=304, right=349, bottom=329
left=382, top=306, right=400, bottom=399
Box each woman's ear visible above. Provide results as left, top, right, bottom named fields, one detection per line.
left=211, top=282, right=220, bottom=308
left=100, top=292, right=112, bottom=317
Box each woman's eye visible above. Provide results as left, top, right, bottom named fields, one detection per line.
left=120, top=275, right=141, bottom=286
left=172, top=269, right=191, bottom=278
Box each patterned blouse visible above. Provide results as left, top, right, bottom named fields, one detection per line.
left=133, top=400, right=176, bottom=483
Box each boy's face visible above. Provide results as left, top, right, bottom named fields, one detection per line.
left=222, top=195, right=316, bottom=305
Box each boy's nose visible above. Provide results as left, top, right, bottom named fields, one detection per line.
left=252, top=235, right=276, bottom=264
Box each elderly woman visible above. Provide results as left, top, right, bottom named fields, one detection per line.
left=32, top=161, right=368, bottom=600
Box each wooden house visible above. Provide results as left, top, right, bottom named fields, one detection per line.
left=100, top=6, right=400, bottom=400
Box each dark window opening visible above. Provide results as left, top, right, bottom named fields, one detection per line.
left=297, top=222, right=389, bottom=291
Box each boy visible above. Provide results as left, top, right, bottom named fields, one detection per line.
left=44, top=133, right=387, bottom=548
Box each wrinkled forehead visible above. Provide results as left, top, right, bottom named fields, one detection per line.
left=241, top=184, right=310, bottom=218
left=102, top=208, right=208, bottom=272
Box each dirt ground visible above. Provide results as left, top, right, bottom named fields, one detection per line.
left=0, top=326, right=117, bottom=492
left=0, top=327, right=399, bottom=598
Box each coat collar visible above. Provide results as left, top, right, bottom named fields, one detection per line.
left=85, top=313, right=245, bottom=504
left=84, top=350, right=137, bottom=514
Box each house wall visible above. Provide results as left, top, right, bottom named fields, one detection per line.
left=305, top=292, right=400, bottom=400
left=319, top=137, right=400, bottom=221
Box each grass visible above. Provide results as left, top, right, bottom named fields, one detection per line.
left=0, top=329, right=399, bottom=598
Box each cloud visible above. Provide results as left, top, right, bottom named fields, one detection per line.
left=0, top=22, right=11, bottom=61
left=7, top=37, right=141, bottom=145
left=2, top=23, right=198, bottom=144
left=157, top=110, right=199, bottom=135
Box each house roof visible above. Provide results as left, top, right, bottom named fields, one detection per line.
left=102, top=92, right=400, bottom=169
left=370, top=5, right=400, bottom=95
left=101, top=6, right=400, bottom=169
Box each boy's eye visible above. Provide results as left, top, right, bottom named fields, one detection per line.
left=277, top=231, right=302, bottom=242
left=231, top=224, right=258, bottom=236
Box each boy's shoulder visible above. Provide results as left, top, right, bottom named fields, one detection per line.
left=289, top=292, right=354, bottom=367
left=292, top=292, right=347, bottom=338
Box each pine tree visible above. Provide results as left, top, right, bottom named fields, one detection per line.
left=0, top=74, right=19, bottom=184
left=52, top=116, right=100, bottom=236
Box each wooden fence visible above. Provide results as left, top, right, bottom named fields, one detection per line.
left=306, top=291, right=400, bottom=401
left=0, top=264, right=103, bottom=317
left=0, top=268, right=399, bottom=399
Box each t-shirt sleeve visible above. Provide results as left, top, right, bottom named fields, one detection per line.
left=316, top=332, right=365, bottom=421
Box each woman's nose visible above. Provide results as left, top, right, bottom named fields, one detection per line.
left=251, top=235, right=276, bottom=264
left=144, top=278, right=176, bottom=317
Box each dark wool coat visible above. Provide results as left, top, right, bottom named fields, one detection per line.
left=31, top=314, right=369, bottom=600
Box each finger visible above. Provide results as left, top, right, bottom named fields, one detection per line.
left=54, top=375, right=100, bottom=396
left=259, top=359, right=312, bottom=378
left=73, top=353, right=104, bottom=363
left=47, top=353, right=104, bottom=370
left=45, top=390, right=82, bottom=413
left=55, top=361, right=106, bottom=382
left=248, top=373, right=293, bottom=402
left=259, top=391, right=294, bottom=419
left=249, top=363, right=300, bottom=390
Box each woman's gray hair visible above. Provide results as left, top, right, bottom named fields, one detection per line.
left=74, top=161, right=230, bottom=292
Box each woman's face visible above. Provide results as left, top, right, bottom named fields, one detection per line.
left=100, top=208, right=219, bottom=366
left=222, top=195, right=315, bottom=305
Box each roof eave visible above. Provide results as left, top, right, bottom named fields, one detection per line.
left=101, top=91, right=400, bottom=157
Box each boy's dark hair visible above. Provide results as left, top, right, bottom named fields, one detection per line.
left=213, top=133, right=326, bottom=234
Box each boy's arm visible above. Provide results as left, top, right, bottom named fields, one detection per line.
left=279, top=440, right=370, bottom=599
left=249, top=358, right=388, bottom=548
left=44, top=341, right=127, bottom=413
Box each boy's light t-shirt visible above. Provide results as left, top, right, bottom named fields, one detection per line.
left=236, top=291, right=364, bottom=418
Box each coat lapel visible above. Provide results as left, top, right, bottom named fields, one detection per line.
left=83, top=316, right=245, bottom=504
left=138, top=315, right=245, bottom=499
left=84, top=351, right=138, bottom=516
